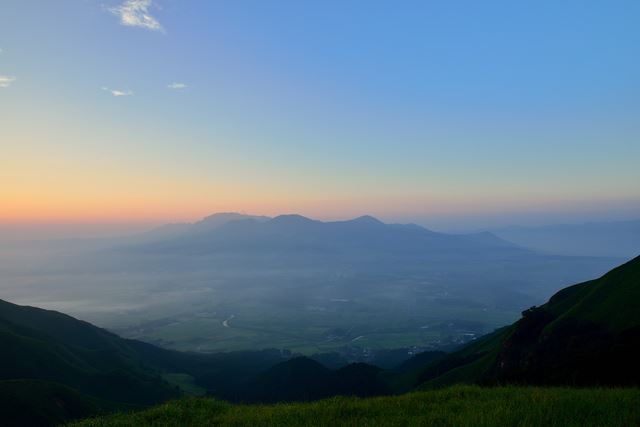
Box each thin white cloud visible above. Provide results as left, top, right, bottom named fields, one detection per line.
left=102, top=87, right=133, bottom=96
left=111, top=89, right=133, bottom=96
left=0, top=75, right=16, bottom=88
left=109, top=0, right=163, bottom=32
left=167, top=82, right=187, bottom=90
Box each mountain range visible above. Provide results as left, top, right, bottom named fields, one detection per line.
left=134, top=213, right=520, bottom=257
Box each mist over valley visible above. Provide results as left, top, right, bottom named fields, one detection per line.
left=1, top=213, right=627, bottom=362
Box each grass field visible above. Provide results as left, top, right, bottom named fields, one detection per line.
left=72, top=385, right=640, bottom=427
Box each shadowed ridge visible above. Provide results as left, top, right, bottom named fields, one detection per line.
left=0, top=298, right=289, bottom=410
left=245, top=357, right=330, bottom=402
left=0, top=299, right=125, bottom=352
left=241, top=357, right=390, bottom=403
left=346, top=215, right=385, bottom=225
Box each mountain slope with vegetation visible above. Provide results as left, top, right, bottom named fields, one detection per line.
left=0, top=297, right=295, bottom=397
left=415, top=255, right=640, bottom=388
left=0, top=300, right=180, bottom=406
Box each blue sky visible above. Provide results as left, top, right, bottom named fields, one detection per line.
left=1, top=0, right=639, bottom=230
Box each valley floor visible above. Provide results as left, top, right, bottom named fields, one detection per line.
left=72, top=385, right=640, bottom=427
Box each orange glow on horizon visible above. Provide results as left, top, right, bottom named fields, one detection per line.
left=3, top=192, right=634, bottom=226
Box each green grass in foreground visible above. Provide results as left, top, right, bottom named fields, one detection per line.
left=72, top=385, right=640, bottom=427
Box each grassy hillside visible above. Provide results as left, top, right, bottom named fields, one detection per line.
left=414, top=255, right=640, bottom=388
left=72, top=385, right=640, bottom=427
left=543, top=253, right=640, bottom=332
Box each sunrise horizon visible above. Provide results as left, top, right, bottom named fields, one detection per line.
left=3, top=2, right=639, bottom=235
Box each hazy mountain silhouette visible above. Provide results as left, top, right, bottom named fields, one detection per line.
left=102, top=213, right=624, bottom=341
left=137, top=213, right=521, bottom=257
left=135, top=212, right=271, bottom=242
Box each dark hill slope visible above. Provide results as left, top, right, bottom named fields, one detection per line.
left=416, top=256, right=640, bottom=388
left=0, top=299, right=288, bottom=406
left=0, top=299, right=129, bottom=352
left=237, top=357, right=391, bottom=403
left=0, top=380, right=122, bottom=427
left=0, top=298, right=399, bottom=425
left=0, top=314, right=178, bottom=405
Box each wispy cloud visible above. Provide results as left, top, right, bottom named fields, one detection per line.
left=167, top=82, right=187, bottom=90
left=102, top=87, right=133, bottom=97
left=0, top=75, right=16, bottom=88
left=109, top=0, right=163, bottom=32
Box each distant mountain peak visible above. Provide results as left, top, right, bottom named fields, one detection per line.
left=270, top=214, right=317, bottom=225
left=199, top=212, right=270, bottom=223
left=202, top=212, right=245, bottom=221
left=351, top=215, right=384, bottom=225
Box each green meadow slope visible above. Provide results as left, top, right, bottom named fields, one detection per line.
left=72, top=385, right=640, bottom=427
left=416, top=255, right=640, bottom=388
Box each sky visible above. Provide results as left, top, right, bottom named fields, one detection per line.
left=1, top=0, right=639, bottom=235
